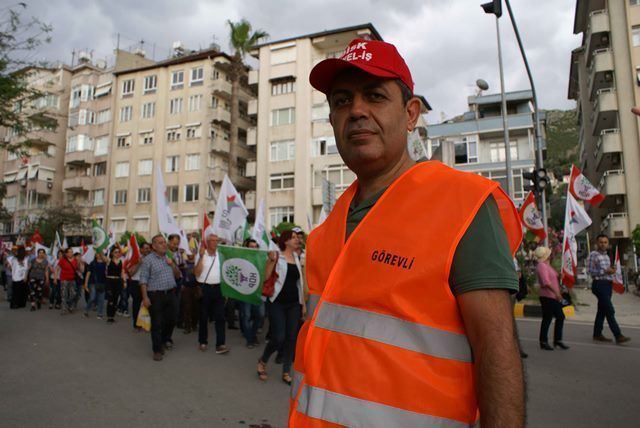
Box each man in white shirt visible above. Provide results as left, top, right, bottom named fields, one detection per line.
left=195, top=232, right=228, bottom=354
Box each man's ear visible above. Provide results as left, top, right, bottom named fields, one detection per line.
left=406, top=97, right=422, bottom=131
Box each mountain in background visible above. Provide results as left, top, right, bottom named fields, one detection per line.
left=543, top=109, right=579, bottom=178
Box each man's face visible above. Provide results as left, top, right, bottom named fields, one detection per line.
left=597, top=237, right=609, bottom=252
left=328, top=70, right=420, bottom=177
left=206, top=234, right=219, bottom=252
left=152, top=237, right=168, bottom=254
left=141, top=243, right=152, bottom=256
left=168, top=237, right=180, bottom=252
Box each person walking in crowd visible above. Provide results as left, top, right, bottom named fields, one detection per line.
left=139, top=234, right=181, bottom=361
left=257, top=230, right=305, bottom=385
left=49, top=249, right=63, bottom=310
left=180, top=252, right=200, bottom=334
left=167, top=234, right=185, bottom=327
left=57, top=247, right=83, bottom=315
left=8, top=246, right=29, bottom=309
left=195, top=232, right=229, bottom=354
left=127, top=242, right=152, bottom=331
left=534, top=247, right=568, bottom=350
left=288, top=38, right=524, bottom=427
left=84, top=252, right=107, bottom=320
left=27, top=248, right=49, bottom=311
left=239, top=238, right=266, bottom=348
left=73, top=251, right=85, bottom=310
left=105, top=247, right=125, bottom=324
left=588, top=234, right=631, bottom=344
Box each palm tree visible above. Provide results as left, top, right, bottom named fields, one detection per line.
left=226, top=19, right=268, bottom=183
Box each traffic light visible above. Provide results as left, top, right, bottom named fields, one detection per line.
left=523, top=168, right=548, bottom=194
left=481, top=0, right=502, bottom=18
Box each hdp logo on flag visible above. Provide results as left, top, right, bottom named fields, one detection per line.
left=218, top=245, right=267, bottom=305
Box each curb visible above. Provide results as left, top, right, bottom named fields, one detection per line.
left=514, top=303, right=575, bottom=318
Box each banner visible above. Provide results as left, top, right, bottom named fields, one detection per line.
left=518, top=192, right=546, bottom=241
left=154, top=165, right=191, bottom=255
left=613, top=246, right=624, bottom=294
left=123, top=233, right=140, bottom=272
left=561, top=193, right=592, bottom=287
left=92, top=219, right=109, bottom=254
left=212, top=175, right=249, bottom=244
left=569, top=164, right=604, bottom=206
left=251, top=199, right=277, bottom=251
left=218, top=245, right=267, bottom=305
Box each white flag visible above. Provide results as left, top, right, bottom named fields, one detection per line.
left=154, top=166, right=191, bottom=254
left=81, top=246, right=95, bottom=264
left=317, top=206, right=328, bottom=227
left=251, top=198, right=277, bottom=251
left=212, top=175, right=249, bottom=245
left=561, top=193, right=592, bottom=287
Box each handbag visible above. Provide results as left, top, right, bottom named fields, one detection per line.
left=262, top=269, right=278, bottom=298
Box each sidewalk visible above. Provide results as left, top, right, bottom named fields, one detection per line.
left=570, top=286, right=640, bottom=327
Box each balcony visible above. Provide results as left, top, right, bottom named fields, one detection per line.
left=244, top=190, right=256, bottom=210
left=598, top=170, right=626, bottom=197
left=210, top=107, right=231, bottom=127
left=62, top=175, right=92, bottom=192
left=600, top=212, right=629, bottom=239
left=65, top=150, right=93, bottom=167
left=587, top=49, right=614, bottom=100
left=247, top=127, right=257, bottom=146
left=210, top=138, right=230, bottom=154
left=248, top=99, right=258, bottom=116
left=595, top=129, right=622, bottom=171
left=248, top=69, right=259, bottom=86
left=245, top=160, right=256, bottom=178
left=585, top=10, right=610, bottom=66
left=234, top=174, right=255, bottom=191
left=312, top=187, right=323, bottom=206
left=590, top=88, right=618, bottom=136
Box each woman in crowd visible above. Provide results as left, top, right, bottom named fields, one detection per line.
left=534, top=246, right=569, bottom=350
left=105, top=247, right=125, bottom=324
left=27, top=248, right=49, bottom=311
left=181, top=252, right=200, bottom=334
left=239, top=238, right=266, bottom=348
left=84, top=252, right=107, bottom=319
left=257, top=230, right=305, bottom=384
left=49, top=249, right=63, bottom=310
left=8, top=246, right=29, bottom=309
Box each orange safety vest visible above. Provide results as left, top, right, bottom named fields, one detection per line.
left=289, top=161, right=522, bottom=427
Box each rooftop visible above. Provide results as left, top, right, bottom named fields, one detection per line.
left=251, top=23, right=382, bottom=50
left=468, top=89, right=533, bottom=106
left=114, top=47, right=233, bottom=76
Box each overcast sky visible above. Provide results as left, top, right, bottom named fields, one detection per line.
left=16, top=0, right=580, bottom=122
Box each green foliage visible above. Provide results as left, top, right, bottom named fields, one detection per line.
left=22, top=205, right=82, bottom=245
left=543, top=109, right=579, bottom=179
left=227, top=19, right=268, bottom=60
left=118, top=230, right=147, bottom=246
left=275, top=222, right=299, bottom=235
left=632, top=224, right=640, bottom=253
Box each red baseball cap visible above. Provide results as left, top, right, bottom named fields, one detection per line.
left=309, top=38, right=414, bottom=95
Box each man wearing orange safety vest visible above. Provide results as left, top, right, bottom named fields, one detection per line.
left=288, top=38, right=525, bottom=427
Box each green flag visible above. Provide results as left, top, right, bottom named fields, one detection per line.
left=91, top=219, right=109, bottom=253
left=218, top=245, right=267, bottom=305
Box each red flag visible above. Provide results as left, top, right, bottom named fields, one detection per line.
left=123, top=234, right=140, bottom=272
left=561, top=239, right=576, bottom=288
left=613, top=246, right=624, bottom=294
left=201, top=212, right=212, bottom=248
left=518, top=192, right=546, bottom=241
left=80, top=239, right=88, bottom=254
left=569, top=165, right=605, bottom=206
left=31, top=228, right=44, bottom=244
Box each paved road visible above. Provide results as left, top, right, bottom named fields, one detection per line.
left=1, top=299, right=639, bottom=427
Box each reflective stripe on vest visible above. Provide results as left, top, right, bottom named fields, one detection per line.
left=315, top=301, right=472, bottom=363
left=308, top=293, right=321, bottom=316
left=291, top=369, right=304, bottom=400
left=297, top=384, right=473, bottom=428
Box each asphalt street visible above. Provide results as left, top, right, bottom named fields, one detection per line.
left=1, top=300, right=639, bottom=427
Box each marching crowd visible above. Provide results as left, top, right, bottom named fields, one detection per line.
left=1, top=228, right=307, bottom=385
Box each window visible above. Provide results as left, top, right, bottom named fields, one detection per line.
left=313, top=164, right=356, bottom=191
left=632, top=0, right=640, bottom=5
left=170, top=98, right=183, bottom=114
left=190, top=67, right=204, bottom=85
left=137, top=187, right=151, bottom=203
left=270, top=173, right=295, bottom=191
left=143, top=75, right=157, bottom=93
left=65, top=135, right=93, bottom=153
left=186, top=125, right=201, bottom=139
left=270, top=206, right=294, bottom=227
left=116, top=135, right=131, bottom=148
left=122, top=79, right=135, bottom=97
left=311, top=137, right=338, bottom=156
left=140, top=132, right=154, bottom=145
left=95, top=136, right=109, bottom=156
left=180, top=214, right=199, bottom=230
left=70, top=85, right=81, bottom=108
left=114, top=190, right=127, bottom=205
left=141, top=102, right=155, bottom=119
left=171, top=70, right=184, bottom=89
left=110, top=219, right=126, bottom=233
left=271, top=80, right=295, bottom=95
left=120, top=106, right=133, bottom=122
left=115, top=162, right=130, bottom=178
left=138, top=159, right=152, bottom=176
left=93, top=162, right=107, bottom=176
left=482, top=169, right=525, bottom=200
left=166, top=155, right=179, bottom=172
left=270, top=140, right=296, bottom=161
left=312, top=103, right=329, bottom=121
left=93, top=189, right=105, bottom=207
left=185, top=184, right=199, bottom=202
left=271, top=108, right=295, bottom=126
left=166, top=128, right=181, bottom=142
left=211, top=96, right=219, bottom=109
left=78, top=109, right=95, bottom=125
left=96, top=109, right=111, bottom=124
left=166, top=185, right=179, bottom=203
left=212, top=69, right=220, bottom=80
left=633, top=25, right=640, bottom=47
left=489, top=142, right=518, bottom=162
left=454, top=138, right=478, bottom=164
left=188, top=94, right=202, bottom=112
left=185, top=154, right=200, bottom=171
left=133, top=217, right=150, bottom=231
left=32, top=93, right=59, bottom=109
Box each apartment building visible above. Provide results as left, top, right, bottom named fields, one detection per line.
left=1, top=66, right=72, bottom=235
left=108, top=47, right=256, bottom=237
left=568, top=0, right=640, bottom=262
left=426, top=90, right=545, bottom=205
left=249, top=24, right=430, bottom=230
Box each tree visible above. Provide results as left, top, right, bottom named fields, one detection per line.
left=1, top=3, right=55, bottom=156
left=22, top=205, right=83, bottom=245
left=118, top=230, right=147, bottom=246
left=226, top=19, right=268, bottom=182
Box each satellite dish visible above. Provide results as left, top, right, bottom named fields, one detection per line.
left=476, top=79, right=489, bottom=91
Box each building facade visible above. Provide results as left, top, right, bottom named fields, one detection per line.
left=249, top=24, right=429, bottom=230
left=426, top=90, right=544, bottom=205
left=569, top=0, right=640, bottom=261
